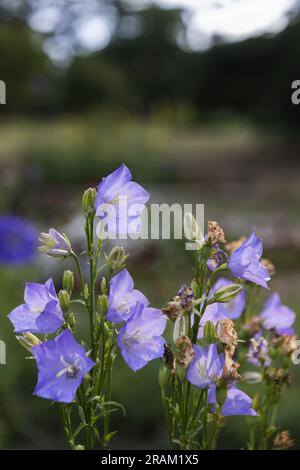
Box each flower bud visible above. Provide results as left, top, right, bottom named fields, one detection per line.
left=203, top=320, right=216, bottom=343
left=251, top=393, right=260, bottom=412
left=105, top=246, right=128, bottom=271
left=210, top=283, right=243, bottom=304
left=191, top=279, right=197, bottom=293
left=158, top=364, right=171, bottom=390
left=84, top=283, right=89, bottom=300
left=39, top=228, right=72, bottom=258
left=216, top=386, right=227, bottom=408
left=16, top=332, right=41, bottom=352
left=173, top=314, right=187, bottom=343
left=98, top=294, right=108, bottom=314
left=69, top=313, right=76, bottom=331
left=59, top=289, right=70, bottom=313
left=184, top=213, right=201, bottom=240
left=63, top=270, right=74, bottom=294
left=82, top=187, right=97, bottom=214
left=243, top=371, right=263, bottom=384
left=101, top=276, right=107, bottom=295
left=177, top=364, right=186, bottom=383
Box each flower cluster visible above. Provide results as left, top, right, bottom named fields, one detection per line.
left=8, top=164, right=166, bottom=450
left=159, top=223, right=297, bottom=450
left=7, top=164, right=297, bottom=451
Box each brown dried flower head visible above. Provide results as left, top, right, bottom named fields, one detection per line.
left=281, top=334, right=298, bottom=356
left=222, top=353, right=241, bottom=386
left=261, top=258, right=276, bottom=276
left=225, top=236, right=247, bottom=253
left=218, top=319, right=238, bottom=348
left=207, top=221, right=226, bottom=245
left=273, top=430, right=294, bottom=450
left=162, top=298, right=183, bottom=321
left=176, top=335, right=195, bottom=368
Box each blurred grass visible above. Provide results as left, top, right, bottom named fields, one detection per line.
left=0, top=115, right=300, bottom=449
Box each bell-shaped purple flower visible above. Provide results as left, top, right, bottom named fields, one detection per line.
left=210, top=278, right=246, bottom=320
left=228, top=230, right=270, bottom=288
left=94, top=164, right=150, bottom=237
left=187, top=343, right=224, bottom=389
left=39, top=228, right=72, bottom=258
left=32, top=329, right=95, bottom=403
left=117, top=302, right=167, bottom=371
left=8, top=278, right=64, bottom=334
left=0, top=215, right=37, bottom=265
left=260, top=293, right=296, bottom=335
left=208, top=383, right=257, bottom=416
left=107, top=269, right=149, bottom=323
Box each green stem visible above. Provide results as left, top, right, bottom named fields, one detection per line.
left=188, top=390, right=204, bottom=429
left=103, top=357, right=113, bottom=447
left=71, top=252, right=85, bottom=296
left=202, top=389, right=208, bottom=450
left=60, top=404, right=74, bottom=449
left=86, top=212, right=96, bottom=358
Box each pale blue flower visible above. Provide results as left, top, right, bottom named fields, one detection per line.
left=32, top=330, right=95, bottom=403
left=117, top=302, right=167, bottom=371
left=107, top=269, right=149, bottom=323
left=8, top=278, right=64, bottom=334
left=228, top=230, right=270, bottom=288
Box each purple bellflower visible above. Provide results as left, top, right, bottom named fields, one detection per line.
left=107, top=269, right=149, bottom=323
left=210, top=277, right=246, bottom=320
left=32, top=329, right=95, bottom=403
left=260, top=293, right=296, bottom=335
left=39, top=228, right=71, bottom=258
left=187, top=343, right=224, bottom=389
left=8, top=278, right=64, bottom=334
left=117, top=302, right=167, bottom=371
left=247, top=332, right=271, bottom=367
left=0, top=215, right=37, bottom=265
left=208, top=383, right=257, bottom=417
left=228, top=230, right=270, bottom=288
left=94, top=164, right=150, bottom=237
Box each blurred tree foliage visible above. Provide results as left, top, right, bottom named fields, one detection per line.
left=1, top=0, right=300, bottom=128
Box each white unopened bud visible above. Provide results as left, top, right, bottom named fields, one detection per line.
left=184, top=213, right=201, bottom=241
left=16, top=333, right=41, bottom=352
left=173, top=315, right=187, bottom=343
left=39, top=228, right=72, bottom=258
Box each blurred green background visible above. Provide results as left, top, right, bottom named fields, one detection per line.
left=1, top=0, right=300, bottom=450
